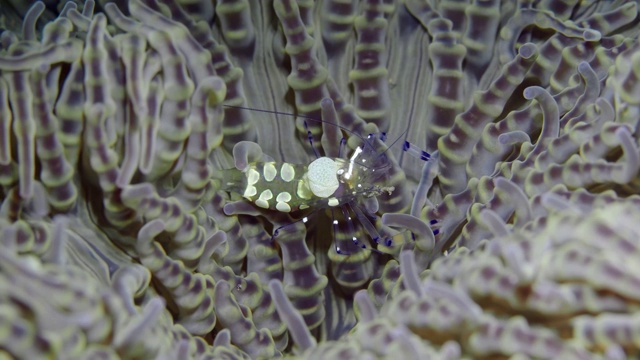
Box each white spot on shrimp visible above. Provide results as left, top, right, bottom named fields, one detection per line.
left=263, top=163, right=277, bottom=182
left=255, top=189, right=273, bottom=209
left=328, top=197, right=339, bottom=207
left=276, top=192, right=292, bottom=202
left=276, top=192, right=293, bottom=212
left=276, top=202, right=291, bottom=212
left=243, top=185, right=257, bottom=198
left=296, top=179, right=313, bottom=200
left=247, top=168, right=260, bottom=185
left=307, top=157, right=340, bottom=198
left=281, top=163, right=295, bottom=182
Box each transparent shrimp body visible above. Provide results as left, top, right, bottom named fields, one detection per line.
left=217, top=158, right=348, bottom=213
left=218, top=148, right=390, bottom=212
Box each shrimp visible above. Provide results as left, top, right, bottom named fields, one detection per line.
left=215, top=102, right=432, bottom=255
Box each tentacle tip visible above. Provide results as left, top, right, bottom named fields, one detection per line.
left=583, top=29, right=601, bottom=42
left=320, top=97, right=333, bottom=107
left=222, top=203, right=235, bottom=216
left=121, top=183, right=154, bottom=200
left=145, top=218, right=166, bottom=233
left=522, top=86, right=538, bottom=100
left=577, top=61, right=591, bottom=73
left=517, top=42, right=537, bottom=58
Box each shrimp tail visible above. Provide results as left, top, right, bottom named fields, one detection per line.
left=212, top=167, right=247, bottom=195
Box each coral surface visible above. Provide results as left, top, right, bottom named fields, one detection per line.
left=1, top=0, right=640, bottom=359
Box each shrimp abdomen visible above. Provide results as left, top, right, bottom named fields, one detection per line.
left=220, top=161, right=322, bottom=212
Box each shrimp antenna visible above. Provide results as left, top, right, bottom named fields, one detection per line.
left=371, top=129, right=408, bottom=159
left=224, top=105, right=364, bottom=138
left=224, top=104, right=379, bottom=151
left=224, top=104, right=432, bottom=162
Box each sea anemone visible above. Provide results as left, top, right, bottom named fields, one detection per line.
left=1, top=0, right=640, bottom=358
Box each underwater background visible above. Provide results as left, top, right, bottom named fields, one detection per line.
left=1, top=0, right=640, bottom=358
